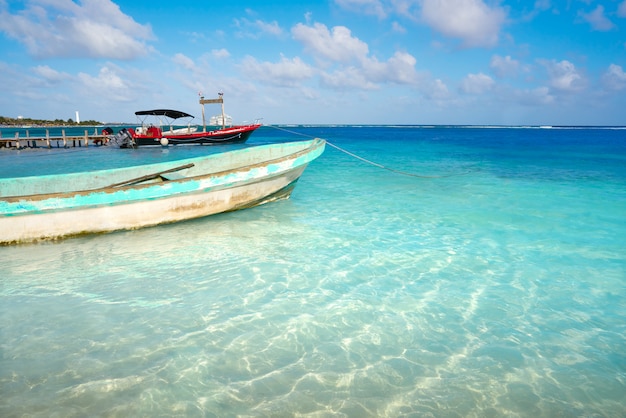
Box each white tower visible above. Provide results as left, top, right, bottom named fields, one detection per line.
left=75, top=111, right=80, bottom=124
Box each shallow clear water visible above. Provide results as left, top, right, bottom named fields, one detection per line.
left=1, top=126, right=625, bottom=417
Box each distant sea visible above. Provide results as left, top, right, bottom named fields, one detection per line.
left=1, top=125, right=625, bottom=417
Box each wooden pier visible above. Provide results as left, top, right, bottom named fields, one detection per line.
left=0, top=128, right=108, bottom=149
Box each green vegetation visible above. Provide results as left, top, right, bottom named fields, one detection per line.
left=0, top=116, right=102, bottom=126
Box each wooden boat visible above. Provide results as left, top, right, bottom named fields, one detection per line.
left=123, top=94, right=261, bottom=147
left=0, top=138, right=325, bottom=244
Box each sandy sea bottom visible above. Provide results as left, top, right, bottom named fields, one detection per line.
left=1, top=127, right=625, bottom=417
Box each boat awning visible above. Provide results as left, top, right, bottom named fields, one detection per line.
left=135, top=109, right=194, bottom=119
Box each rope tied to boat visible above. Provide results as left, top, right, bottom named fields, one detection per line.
left=269, top=125, right=480, bottom=179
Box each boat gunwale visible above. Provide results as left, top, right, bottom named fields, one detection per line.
left=160, top=123, right=262, bottom=139
left=0, top=138, right=325, bottom=203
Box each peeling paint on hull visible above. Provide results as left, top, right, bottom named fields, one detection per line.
left=0, top=139, right=325, bottom=244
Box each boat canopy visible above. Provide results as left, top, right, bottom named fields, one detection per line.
left=135, top=109, right=194, bottom=120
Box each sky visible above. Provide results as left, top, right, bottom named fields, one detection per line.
left=1, top=0, right=625, bottom=126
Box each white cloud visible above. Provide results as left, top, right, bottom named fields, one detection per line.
left=391, top=21, right=406, bottom=33
left=77, top=66, right=134, bottom=101
left=319, top=51, right=420, bottom=90
left=532, top=0, right=552, bottom=13
left=0, top=0, right=154, bottom=59
left=291, top=21, right=421, bottom=88
left=602, top=64, right=626, bottom=90
left=543, top=59, right=585, bottom=92
left=619, top=1, right=626, bottom=18
left=212, top=49, right=230, bottom=59
left=32, top=65, right=71, bottom=83
left=348, top=52, right=414, bottom=86
left=79, top=67, right=126, bottom=89
left=579, top=5, right=615, bottom=31
left=334, top=0, right=387, bottom=19
left=172, top=53, right=196, bottom=71
left=519, top=0, right=553, bottom=21
left=514, top=86, right=554, bottom=105
left=291, top=23, right=369, bottom=64
left=385, top=52, right=418, bottom=84
left=171, top=53, right=214, bottom=85
left=490, top=55, right=520, bottom=78
left=420, top=0, right=506, bottom=48
left=460, top=73, right=495, bottom=94
left=320, top=67, right=379, bottom=90
left=424, top=79, right=450, bottom=101
left=240, top=55, right=316, bottom=87
left=255, top=19, right=283, bottom=36
left=234, top=17, right=283, bottom=38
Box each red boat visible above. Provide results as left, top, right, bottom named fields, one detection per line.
left=114, top=94, right=262, bottom=147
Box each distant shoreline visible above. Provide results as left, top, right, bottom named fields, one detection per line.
left=0, top=124, right=106, bottom=128
left=0, top=115, right=105, bottom=127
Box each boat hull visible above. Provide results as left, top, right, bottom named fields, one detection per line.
left=0, top=139, right=325, bottom=244
left=133, top=124, right=261, bottom=146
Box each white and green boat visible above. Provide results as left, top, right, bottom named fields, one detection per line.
left=0, top=138, right=325, bottom=244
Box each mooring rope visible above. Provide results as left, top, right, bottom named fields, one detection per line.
left=269, top=125, right=480, bottom=179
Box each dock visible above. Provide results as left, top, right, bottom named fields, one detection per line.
left=0, top=128, right=109, bottom=149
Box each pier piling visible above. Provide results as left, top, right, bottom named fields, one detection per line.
left=0, top=129, right=107, bottom=149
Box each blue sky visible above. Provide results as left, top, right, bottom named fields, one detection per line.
left=1, top=0, right=625, bottom=125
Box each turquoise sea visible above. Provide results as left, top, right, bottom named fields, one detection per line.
left=1, top=126, right=625, bottom=417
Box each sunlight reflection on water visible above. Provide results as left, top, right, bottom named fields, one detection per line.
left=1, top=127, right=625, bottom=416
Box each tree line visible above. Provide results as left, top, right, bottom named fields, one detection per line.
left=0, top=116, right=103, bottom=126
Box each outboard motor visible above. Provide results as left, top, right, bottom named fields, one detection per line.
left=93, top=127, right=115, bottom=145
left=110, top=128, right=136, bottom=148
